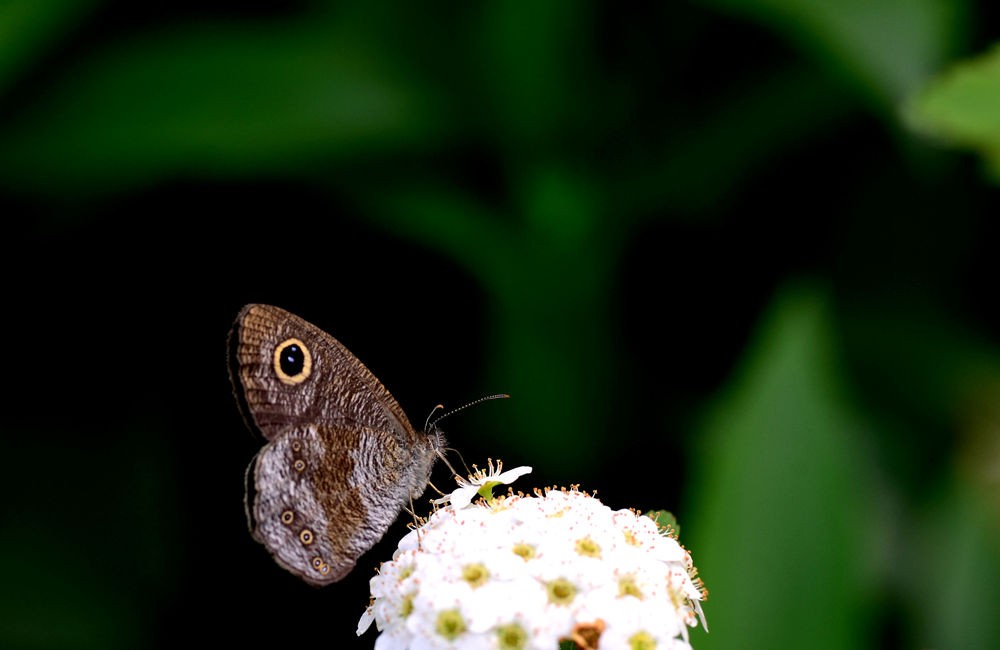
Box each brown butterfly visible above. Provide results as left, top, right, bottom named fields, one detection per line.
left=227, top=304, right=443, bottom=585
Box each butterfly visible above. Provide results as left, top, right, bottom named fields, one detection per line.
left=227, top=304, right=443, bottom=585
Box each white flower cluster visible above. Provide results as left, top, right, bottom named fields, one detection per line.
left=358, top=481, right=707, bottom=650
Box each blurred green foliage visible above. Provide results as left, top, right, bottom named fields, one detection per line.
left=2, top=1, right=1000, bottom=649
left=910, top=43, right=1000, bottom=178
left=697, top=0, right=968, bottom=111
left=688, top=286, right=870, bottom=649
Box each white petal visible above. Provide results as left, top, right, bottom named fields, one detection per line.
left=357, top=606, right=376, bottom=635
left=495, top=465, right=533, bottom=483
left=448, top=485, right=480, bottom=509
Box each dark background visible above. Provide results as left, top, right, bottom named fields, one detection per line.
left=2, top=1, right=1000, bottom=648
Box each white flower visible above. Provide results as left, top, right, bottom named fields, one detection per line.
left=359, top=474, right=708, bottom=650
left=434, top=458, right=533, bottom=508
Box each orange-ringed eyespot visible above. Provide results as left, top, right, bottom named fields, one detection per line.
left=273, top=338, right=312, bottom=385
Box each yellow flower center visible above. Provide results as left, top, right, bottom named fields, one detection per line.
left=462, top=563, right=490, bottom=588
left=575, top=536, right=601, bottom=558
left=435, top=610, right=466, bottom=640
left=496, top=623, right=528, bottom=650
left=546, top=578, right=577, bottom=605
left=511, top=543, right=536, bottom=560
left=618, top=575, right=644, bottom=599
left=629, top=630, right=657, bottom=650
left=399, top=593, right=414, bottom=618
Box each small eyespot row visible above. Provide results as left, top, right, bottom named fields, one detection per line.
left=312, top=557, right=330, bottom=574
left=300, top=529, right=314, bottom=545
left=291, top=441, right=302, bottom=452
left=280, top=510, right=295, bottom=525
left=293, top=459, right=306, bottom=472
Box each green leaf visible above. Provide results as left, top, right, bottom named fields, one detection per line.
left=476, top=0, right=593, bottom=146
left=698, top=0, right=968, bottom=113
left=0, top=18, right=446, bottom=193
left=0, top=0, right=98, bottom=95
left=909, top=478, right=1000, bottom=648
left=685, top=283, right=871, bottom=650
left=907, top=42, right=1000, bottom=178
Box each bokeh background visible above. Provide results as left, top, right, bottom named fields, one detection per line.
left=3, top=1, right=1000, bottom=648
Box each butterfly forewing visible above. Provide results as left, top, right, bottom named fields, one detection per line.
left=228, top=304, right=415, bottom=441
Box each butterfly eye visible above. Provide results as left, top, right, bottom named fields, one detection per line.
left=273, top=338, right=312, bottom=385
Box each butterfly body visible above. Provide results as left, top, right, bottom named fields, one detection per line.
left=228, top=304, right=442, bottom=585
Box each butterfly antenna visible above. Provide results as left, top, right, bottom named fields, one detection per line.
left=429, top=393, right=509, bottom=430
left=427, top=393, right=509, bottom=480
left=423, top=404, right=445, bottom=434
